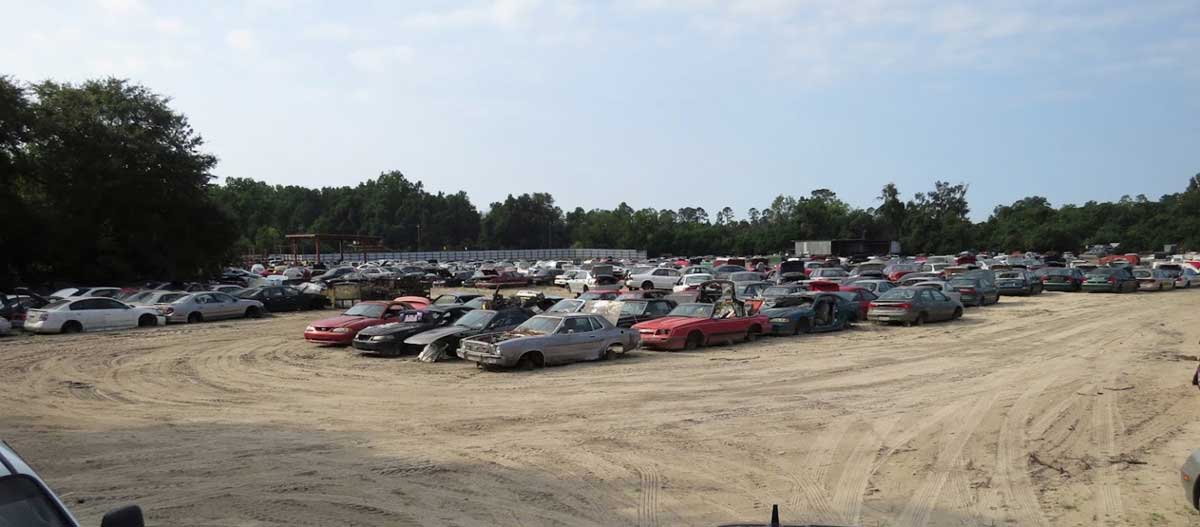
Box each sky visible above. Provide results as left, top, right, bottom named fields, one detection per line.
left=2, top=0, right=1198, bottom=221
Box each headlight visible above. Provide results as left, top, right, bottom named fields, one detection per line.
left=332, top=327, right=350, bottom=333
left=305, top=326, right=316, bottom=332
left=655, top=328, right=670, bottom=335
left=372, top=335, right=395, bottom=341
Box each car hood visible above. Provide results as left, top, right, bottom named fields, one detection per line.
left=404, top=325, right=473, bottom=345
left=358, top=322, right=431, bottom=337
left=633, top=316, right=706, bottom=331
left=309, top=315, right=372, bottom=329
left=469, top=331, right=546, bottom=345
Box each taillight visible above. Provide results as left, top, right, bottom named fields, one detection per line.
left=1108, top=277, right=1116, bottom=284
left=897, top=303, right=912, bottom=310
left=961, top=288, right=976, bottom=294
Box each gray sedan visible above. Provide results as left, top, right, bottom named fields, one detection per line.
left=458, top=313, right=641, bottom=369
left=165, top=291, right=265, bottom=323
left=1183, top=449, right=1200, bottom=510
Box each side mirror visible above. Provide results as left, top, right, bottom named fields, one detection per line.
left=101, top=505, right=145, bottom=527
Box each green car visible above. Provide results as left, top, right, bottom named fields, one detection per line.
left=1037, top=268, right=1085, bottom=292
left=1081, top=267, right=1138, bottom=293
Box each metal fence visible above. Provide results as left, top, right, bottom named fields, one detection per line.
left=266, top=248, right=647, bottom=264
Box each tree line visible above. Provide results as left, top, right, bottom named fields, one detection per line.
left=3, top=76, right=1198, bottom=288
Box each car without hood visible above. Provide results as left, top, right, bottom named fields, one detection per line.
left=406, top=307, right=535, bottom=362
left=458, top=313, right=640, bottom=369
left=633, top=280, right=769, bottom=351
left=760, top=292, right=853, bottom=335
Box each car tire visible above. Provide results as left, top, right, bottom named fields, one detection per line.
left=601, top=345, right=619, bottom=361
left=61, top=320, right=83, bottom=334
left=187, top=312, right=203, bottom=323
left=913, top=313, right=926, bottom=326
left=745, top=326, right=759, bottom=343
left=517, top=352, right=543, bottom=370
left=245, top=307, right=262, bottom=318
left=137, top=314, right=157, bottom=327
left=953, top=307, right=963, bottom=319
left=794, top=319, right=810, bottom=335
left=642, top=281, right=655, bottom=291
left=684, top=332, right=703, bottom=350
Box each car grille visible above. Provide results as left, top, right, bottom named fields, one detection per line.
left=461, top=341, right=493, bottom=354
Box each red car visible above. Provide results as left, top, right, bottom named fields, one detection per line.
left=837, top=285, right=879, bottom=321
left=634, top=302, right=768, bottom=351
left=303, top=300, right=418, bottom=344
left=635, top=281, right=769, bottom=351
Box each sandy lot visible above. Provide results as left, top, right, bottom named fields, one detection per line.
left=2, top=287, right=1200, bottom=526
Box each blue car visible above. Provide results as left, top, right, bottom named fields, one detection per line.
left=758, top=292, right=853, bottom=336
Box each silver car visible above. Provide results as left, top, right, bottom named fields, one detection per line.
left=165, top=291, right=265, bottom=323
left=1183, top=449, right=1200, bottom=510
left=458, top=313, right=640, bottom=369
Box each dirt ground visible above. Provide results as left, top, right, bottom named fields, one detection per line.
left=3, top=286, right=1200, bottom=526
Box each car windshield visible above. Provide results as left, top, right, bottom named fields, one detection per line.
left=1133, top=269, right=1152, bottom=278
left=668, top=304, right=715, bottom=318
left=620, top=301, right=648, bottom=315
left=433, top=295, right=461, bottom=305
left=343, top=303, right=386, bottom=318
left=124, top=291, right=153, bottom=303
left=996, top=272, right=1021, bottom=279
left=878, top=288, right=918, bottom=300
left=514, top=316, right=560, bottom=335
left=0, top=475, right=72, bottom=527
left=948, top=278, right=978, bottom=287
left=454, top=310, right=496, bottom=329
left=547, top=299, right=584, bottom=313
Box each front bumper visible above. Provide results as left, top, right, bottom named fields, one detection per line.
left=351, top=337, right=401, bottom=354
left=460, top=349, right=511, bottom=366
left=304, top=330, right=354, bottom=344
left=637, top=332, right=685, bottom=350
left=1182, top=451, right=1200, bottom=510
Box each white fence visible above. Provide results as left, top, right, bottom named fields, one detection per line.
left=267, top=248, right=647, bottom=264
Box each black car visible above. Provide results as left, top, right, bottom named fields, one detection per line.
left=615, top=298, right=677, bottom=327
left=431, top=292, right=484, bottom=306
left=238, top=286, right=329, bottom=312
left=1, top=290, right=50, bottom=328
left=352, top=306, right=472, bottom=356
left=403, top=307, right=534, bottom=361
left=527, top=268, right=563, bottom=285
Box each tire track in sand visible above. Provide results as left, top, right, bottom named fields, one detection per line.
left=787, top=421, right=847, bottom=524
left=993, top=376, right=1053, bottom=527
left=637, top=464, right=660, bottom=527
left=1092, top=389, right=1124, bottom=526
left=895, top=394, right=996, bottom=527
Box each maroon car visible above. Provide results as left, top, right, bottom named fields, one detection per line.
left=303, top=300, right=419, bottom=345
left=476, top=271, right=530, bottom=288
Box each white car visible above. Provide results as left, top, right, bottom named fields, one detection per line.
left=554, top=270, right=581, bottom=287
left=673, top=273, right=714, bottom=292
left=23, top=297, right=166, bottom=334
left=626, top=268, right=682, bottom=290
left=565, top=271, right=621, bottom=294
left=808, top=268, right=849, bottom=281
left=48, top=286, right=123, bottom=300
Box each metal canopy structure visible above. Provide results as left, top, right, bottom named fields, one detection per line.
left=284, top=233, right=384, bottom=263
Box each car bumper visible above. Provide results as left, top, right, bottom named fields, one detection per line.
left=304, top=331, right=353, bottom=344
left=997, top=287, right=1028, bottom=295
left=768, top=322, right=795, bottom=335
left=351, top=338, right=400, bottom=353
left=1041, top=282, right=1076, bottom=291
left=1138, top=282, right=1162, bottom=290
left=959, top=294, right=979, bottom=304
left=868, top=312, right=914, bottom=323
left=637, top=332, right=685, bottom=350
left=22, top=319, right=53, bottom=333
left=1082, top=283, right=1117, bottom=292
left=460, top=350, right=511, bottom=365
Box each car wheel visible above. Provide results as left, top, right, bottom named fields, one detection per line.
left=517, top=351, right=543, bottom=370
left=61, top=320, right=83, bottom=334
left=245, top=306, right=262, bottom=318
left=745, top=326, right=760, bottom=343
left=913, top=313, right=927, bottom=326
left=794, top=319, right=810, bottom=335
left=684, top=332, right=703, bottom=350
left=642, top=281, right=655, bottom=291
left=187, top=311, right=203, bottom=323
left=601, top=345, right=619, bottom=361
left=582, top=285, right=589, bottom=293
left=137, top=314, right=157, bottom=327
left=953, top=307, right=963, bottom=319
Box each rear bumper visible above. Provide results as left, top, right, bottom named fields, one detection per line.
left=868, top=312, right=914, bottom=323
left=1082, top=283, right=1117, bottom=292
left=1041, top=282, right=1077, bottom=291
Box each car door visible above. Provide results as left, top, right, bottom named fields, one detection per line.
left=554, top=317, right=590, bottom=362
left=69, top=298, right=108, bottom=330
left=928, top=290, right=953, bottom=320
left=96, top=298, right=138, bottom=329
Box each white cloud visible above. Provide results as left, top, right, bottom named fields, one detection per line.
left=302, top=22, right=373, bottom=41
left=400, top=0, right=544, bottom=31
left=153, top=17, right=184, bottom=35
left=96, top=0, right=142, bottom=14
left=347, top=46, right=415, bottom=73
left=225, top=29, right=258, bottom=51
